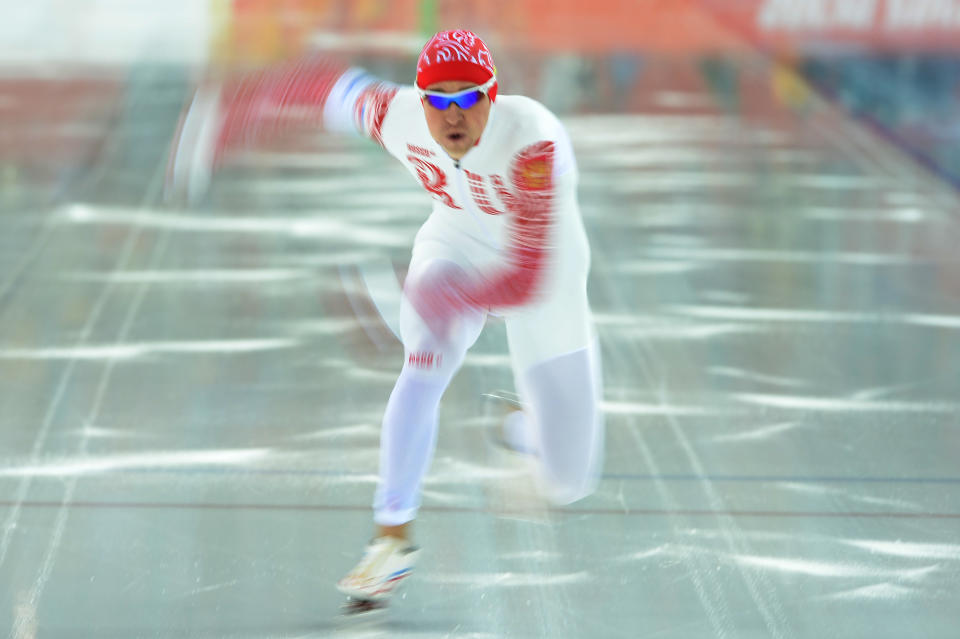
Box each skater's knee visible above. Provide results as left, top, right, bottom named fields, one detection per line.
left=400, top=315, right=480, bottom=379
left=402, top=346, right=450, bottom=377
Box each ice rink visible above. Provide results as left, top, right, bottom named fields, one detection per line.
left=2, top=33, right=960, bottom=639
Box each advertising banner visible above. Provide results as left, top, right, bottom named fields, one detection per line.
left=218, top=0, right=960, bottom=60
left=439, top=0, right=960, bottom=54
left=701, top=0, right=960, bottom=52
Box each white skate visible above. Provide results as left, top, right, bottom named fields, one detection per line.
left=337, top=536, right=420, bottom=613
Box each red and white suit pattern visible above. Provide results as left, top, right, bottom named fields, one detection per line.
left=177, top=59, right=605, bottom=524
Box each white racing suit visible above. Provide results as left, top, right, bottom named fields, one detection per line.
left=171, top=59, right=605, bottom=525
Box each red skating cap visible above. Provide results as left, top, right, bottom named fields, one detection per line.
left=415, top=30, right=498, bottom=101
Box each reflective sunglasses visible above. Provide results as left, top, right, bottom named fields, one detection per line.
left=417, top=76, right=496, bottom=110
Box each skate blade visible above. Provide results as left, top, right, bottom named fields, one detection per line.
left=342, top=597, right=388, bottom=616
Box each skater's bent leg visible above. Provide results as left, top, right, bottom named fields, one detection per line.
left=503, top=271, right=603, bottom=504
left=516, top=342, right=604, bottom=504
left=373, top=259, right=485, bottom=528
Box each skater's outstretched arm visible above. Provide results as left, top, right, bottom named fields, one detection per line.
left=212, top=58, right=399, bottom=154
left=165, top=56, right=398, bottom=203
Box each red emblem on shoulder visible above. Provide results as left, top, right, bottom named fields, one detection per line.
left=511, top=141, right=554, bottom=192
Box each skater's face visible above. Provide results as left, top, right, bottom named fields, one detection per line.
left=420, top=80, right=492, bottom=161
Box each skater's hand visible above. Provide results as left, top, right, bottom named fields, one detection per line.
left=405, top=267, right=478, bottom=340
left=165, top=83, right=224, bottom=206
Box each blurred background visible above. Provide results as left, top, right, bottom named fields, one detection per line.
left=3, top=0, right=960, bottom=190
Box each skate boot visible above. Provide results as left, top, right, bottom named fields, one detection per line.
left=337, top=536, right=420, bottom=612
